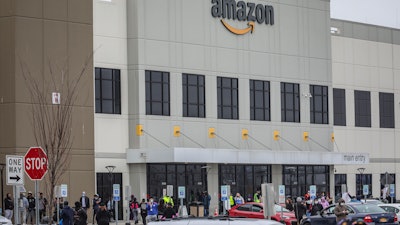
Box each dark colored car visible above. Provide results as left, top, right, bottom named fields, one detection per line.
left=228, top=202, right=297, bottom=225
left=300, top=202, right=398, bottom=225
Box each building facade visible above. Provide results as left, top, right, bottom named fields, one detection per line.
left=93, top=0, right=400, bottom=215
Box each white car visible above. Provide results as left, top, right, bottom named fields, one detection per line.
left=378, top=203, right=400, bottom=218
left=148, top=217, right=283, bottom=225
left=0, top=216, right=12, bottom=225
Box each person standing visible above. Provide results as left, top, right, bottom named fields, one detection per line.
left=234, top=193, right=245, bottom=205
left=92, top=194, right=101, bottom=224
left=80, top=192, right=90, bottom=212
left=38, top=192, right=48, bottom=222
left=285, top=196, right=294, bottom=211
left=61, top=201, right=75, bottom=225
left=74, top=201, right=88, bottom=225
left=96, top=202, right=111, bottom=225
left=146, top=197, right=158, bottom=223
left=26, top=191, right=35, bottom=225
left=202, top=191, right=211, bottom=216
left=253, top=190, right=261, bottom=203
left=4, top=193, right=14, bottom=220
left=334, top=198, right=349, bottom=224
left=310, top=198, right=323, bottom=216
left=19, top=193, right=29, bottom=225
left=129, top=197, right=139, bottom=224
left=139, top=199, right=147, bottom=225
left=294, top=197, right=307, bottom=225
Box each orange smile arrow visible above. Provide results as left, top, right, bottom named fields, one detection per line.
left=221, top=19, right=255, bottom=35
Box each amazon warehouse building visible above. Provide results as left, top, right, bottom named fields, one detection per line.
left=93, top=0, right=400, bottom=211
left=2, top=0, right=400, bottom=217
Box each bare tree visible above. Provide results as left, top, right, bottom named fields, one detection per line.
left=19, top=55, right=92, bottom=223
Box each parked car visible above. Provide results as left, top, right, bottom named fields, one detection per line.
left=379, top=204, right=400, bottom=218
left=300, top=202, right=398, bottom=225
left=0, top=216, right=12, bottom=225
left=149, top=216, right=283, bottom=225
left=228, top=202, right=297, bottom=225
left=363, top=199, right=385, bottom=205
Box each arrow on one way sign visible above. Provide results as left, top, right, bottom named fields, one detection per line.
left=10, top=175, right=21, bottom=182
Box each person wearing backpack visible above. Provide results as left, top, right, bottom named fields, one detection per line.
left=130, top=198, right=139, bottom=224
left=139, top=199, right=148, bottom=225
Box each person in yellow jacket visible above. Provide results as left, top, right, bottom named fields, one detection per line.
left=229, top=193, right=235, bottom=207
left=163, top=195, right=174, bottom=207
left=253, top=190, right=261, bottom=203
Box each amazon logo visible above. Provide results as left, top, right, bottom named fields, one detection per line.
left=211, top=0, right=274, bottom=35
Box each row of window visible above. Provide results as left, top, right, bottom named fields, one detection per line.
left=334, top=173, right=396, bottom=198
left=95, top=68, right=395, bottom=128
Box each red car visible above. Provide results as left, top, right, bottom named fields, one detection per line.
left=228, top=202, right=297, bottom=225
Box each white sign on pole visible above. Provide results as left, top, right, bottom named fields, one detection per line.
left=310, top=185, right=316, bottom=199
left=363, top=185, right=369, bottom=196
left=167, top=185, right=173, bottom=196
left=221, top=185, right=228, bottom=201
left=6, top=155, right=24, bottom=185
left=113, top=184, right=120, bottom=201
left=278, top=185, right=285, bottom=204
left=178, top=186, right=185, bottom=199
left=61, top=184, right=68, bottom=197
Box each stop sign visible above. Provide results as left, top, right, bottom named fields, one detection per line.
left=24, top=147, right=48, bottom=180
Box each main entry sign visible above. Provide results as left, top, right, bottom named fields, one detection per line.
left=6, top=155, right=24, bottom=185
left=24, top=147, right=48, bottom=180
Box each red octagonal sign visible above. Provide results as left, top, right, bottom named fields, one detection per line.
left=24, top=147, right=48, bottom=180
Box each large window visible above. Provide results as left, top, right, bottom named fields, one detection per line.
left=333, top=88, right=346, bottom=126
left=310, top=85, right=328, bottom=124
left=283, top=165, right=329, bottom=198
left=281, top=82, right=300, bottom=122
left=356, top=173, right=372, bottom=197
left=250, top=80, right=270, bottom=121
left=334, top=174, right=347, bottom=201
left=96, top=172, right=123, bottom=218
left=182, top=74, right=205, bottom=117
left=145, top=70, right=170, bottom=116
left=217, top=77, right=239, bottom=119
left=379, top=92, right=395, bottom=128
left=147, top=164, right=207, bottom=206
left=354, top=90, right=371, bottom=127
left=219, top=165, right=271, bottom=202
left=95, top=68, right=121, bottom=114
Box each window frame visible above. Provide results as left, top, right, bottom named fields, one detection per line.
left=250, top=79, right=271, bottom=121
left=217, top=76, right=239, bottom=120
left=182, top=73, right=206, bottom=118
left=95, top=67, right=121, bottom=114
left=379, top=92, right=395, bottom=128
left=310, top=85, right=329, bottom=124
left=281, top=82, right=300, bottom=122
left=333, top=88, right=346, bottom=126
left=145, top=70, right=170, bottom=116
left=354, top=90, right=371, bottom=127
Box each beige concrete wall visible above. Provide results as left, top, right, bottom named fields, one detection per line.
left=0, top=0, right=94, bottom=205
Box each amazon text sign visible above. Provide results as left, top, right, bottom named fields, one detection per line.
left=211, top=0, right=274, bottom=35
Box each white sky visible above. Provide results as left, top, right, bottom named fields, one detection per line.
left=331, top=0, right=400, bottom=29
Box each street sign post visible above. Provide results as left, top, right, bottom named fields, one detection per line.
left=24, top=147, right=48, bottom=225
left=6, top=155, right=24, bottom=185
left=24, top=147, right=48, bottom=180
left=113, top=184, right=120, bottom=225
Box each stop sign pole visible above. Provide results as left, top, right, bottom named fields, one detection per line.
left=24, top=147, right=48, bottom=225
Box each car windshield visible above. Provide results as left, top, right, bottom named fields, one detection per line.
left=352, top=204, right=387, bottom=213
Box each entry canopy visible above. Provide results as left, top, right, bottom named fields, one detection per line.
left=127, top=147, right=369, bottom=165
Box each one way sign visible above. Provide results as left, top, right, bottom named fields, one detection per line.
left=6, top=155, right=24, bottom=185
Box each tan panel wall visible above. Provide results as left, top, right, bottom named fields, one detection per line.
left=0, top=0, right=94, bottom=205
